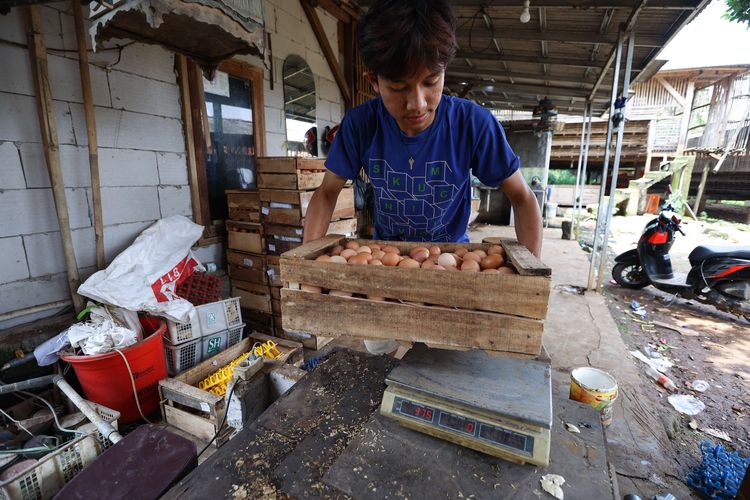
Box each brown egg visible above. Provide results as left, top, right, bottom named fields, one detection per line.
left=357, top=245, right=372, bottom=254
left=409, top=246, right=429, bottom=258
left=482, top=268, right=500, bottom=273
left=371, top=250, right=386, bottom=260
left=421, top=260, right=436, bottom=269
left=329, top=290, right=353, bottom=297
left=381, top=253, right=400, bottom=266
left=348, top=253, right=370, bottom=265
left=329, top=245, right=343, bottom=256
left=411, top=248, right=430, bottom=263
left=382, top=245, right=401, bottom=254
left=369, top=244, right=381, bottom=251
left=427, top=254, right=440, bottom=263
left=329, top=255, right=347, bottom=264
left=480, top=254, right=504, bottom=270
left=369, top=258, right=383, bottom=266
left=365, top=254, right=373, bottom=261
left=498, top=266, right=515, bottom=274
left=488, top=245, right=505, bottom=256
left=461, top=260, right=481, bottom=272
left=434, top=265, right=446, bottom=270
left=398, top=258, right=421, bottom=268
left=301, top=284, right=322, bottom=292
left=345, top=241, right=360, bottom=250
left=428, top=245, right=442, bottom=256
left=463, top=252, right=482, bottom=263
left=473, top=249, right=487, bottom=259
left=340, top=248, right=358, bottom=260
left=437, top=253, right=457, bottom=268
left=455, top=248, right=468, bottom=257
left=315, top=254, right=331, bottom=262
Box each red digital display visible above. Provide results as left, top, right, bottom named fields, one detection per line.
left=439, top=412, right=477, bottom=436
left=399, top=400, right=435, bottom=423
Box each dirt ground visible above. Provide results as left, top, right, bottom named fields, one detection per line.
left=592, top=213, right=750, bottom=478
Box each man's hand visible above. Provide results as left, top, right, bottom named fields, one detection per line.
left=500, top=170, right=543, bottom=257
left=303, top=170, right=349, bottom=243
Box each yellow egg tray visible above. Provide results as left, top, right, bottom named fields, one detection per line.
left=195, top=341, right=283, bottom=397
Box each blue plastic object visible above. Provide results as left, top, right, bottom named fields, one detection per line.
left=686, top=441, right=749, bottom=499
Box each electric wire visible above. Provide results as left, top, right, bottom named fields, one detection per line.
left=19, top=391, right=83, bottom=437
left=197, top=381, right=238, bottom=458
left=0, top=408, right=34, bottom=439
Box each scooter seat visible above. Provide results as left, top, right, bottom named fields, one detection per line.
left=689, top=245, right=750, bottom=262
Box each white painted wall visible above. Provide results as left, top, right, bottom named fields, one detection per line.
left=0, top=0, right=345, bottom=330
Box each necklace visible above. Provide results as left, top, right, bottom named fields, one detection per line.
left=398, top=119, right=437, bottom=170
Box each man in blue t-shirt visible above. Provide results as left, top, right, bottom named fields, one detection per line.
left=302, top=0, right=543, bottom=353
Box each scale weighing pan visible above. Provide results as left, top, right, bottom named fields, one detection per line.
left=380, top=344, right=552, bottom=466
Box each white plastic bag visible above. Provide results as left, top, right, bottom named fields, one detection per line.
left=78, top=216, right=205, bottom=322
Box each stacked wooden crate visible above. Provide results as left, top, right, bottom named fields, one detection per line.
left=229, top=157, right=357, bottom=348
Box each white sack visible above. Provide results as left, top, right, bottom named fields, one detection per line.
left=78, top=216, right=204, bottom=322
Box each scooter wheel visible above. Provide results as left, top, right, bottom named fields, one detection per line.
left=612, top=262, right=650, bottom=289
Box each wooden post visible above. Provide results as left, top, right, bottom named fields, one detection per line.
left=176, top=55, right=203, bottom=223
left=25, top=6, right=84, bottom=313
left=676, top=80, right=694, bottom=155
left=693, top=161, right=711, bottom=215
left=72, top=0, right=105, bottom=270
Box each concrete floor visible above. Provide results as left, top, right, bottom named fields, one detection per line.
left=468, top=223, right=696, bottom=499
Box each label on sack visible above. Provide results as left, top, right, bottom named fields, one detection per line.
left=261, top=207, right=270, bottom=215
left=151, top=254, right=200, bottom=303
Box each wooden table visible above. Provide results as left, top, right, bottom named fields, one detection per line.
left=164, top=349, right=615, bottom=499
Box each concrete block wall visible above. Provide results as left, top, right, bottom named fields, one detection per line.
left=238, top=0, right=344, bottom=156
left=0, top=3, right=190, bottom=329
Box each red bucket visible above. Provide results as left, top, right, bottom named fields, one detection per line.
left=61, top=318, right=168, bottom=423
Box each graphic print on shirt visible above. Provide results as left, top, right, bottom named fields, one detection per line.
left=368, top=158, right=464, bottom=241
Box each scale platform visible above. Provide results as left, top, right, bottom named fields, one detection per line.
left=380, top=345, right=552, bottom=466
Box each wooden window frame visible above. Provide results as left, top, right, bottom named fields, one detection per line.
left=177, top=56, right=266, bottom=245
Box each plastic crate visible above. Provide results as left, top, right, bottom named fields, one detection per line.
left=201, top=330, right=227, bottom=359
left=164, top=337, right=203, bottom=376
left=0, top=434, right=100, bottom=500
left=226, top=324, right=245, bottom=348
left=175, top=272, right=222, bottom=306
left=73, top=402, right=121, bottom=452
left=165, top=297, right=243, bottom=344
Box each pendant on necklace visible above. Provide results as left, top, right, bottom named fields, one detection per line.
left=408, top=157, right=414, bottom=169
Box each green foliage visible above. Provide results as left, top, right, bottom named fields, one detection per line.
left=723, top=0, right=750, bottom=25
left=521, top=168, right=578, bottom=185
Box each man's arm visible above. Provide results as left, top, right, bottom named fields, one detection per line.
left=500, top=170, right=543, bottom=257
left=303, top=170, right=349, bottom=243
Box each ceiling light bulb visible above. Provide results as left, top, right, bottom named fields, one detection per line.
left=520, top=0, right=531, bottom=23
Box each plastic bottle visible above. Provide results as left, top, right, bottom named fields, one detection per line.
left=645, top=366, right=677, bottom=391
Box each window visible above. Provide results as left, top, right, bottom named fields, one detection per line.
left=177, top=57, right=266, bottom=243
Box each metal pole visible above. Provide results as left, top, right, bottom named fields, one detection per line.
left=587, top=31, right=623, bottom=291
left=596, top=32, right=636, bottom=291
left=541, top=129, right=553, bottom=226
left=571, top=101, right=591, bottom=232
left=575, top=103, right=594, bottom=233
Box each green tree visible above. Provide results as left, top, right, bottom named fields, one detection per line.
left=724, top=0, right=750, bottom=25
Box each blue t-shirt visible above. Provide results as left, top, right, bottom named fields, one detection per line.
left=325, top=95, right=519, bottom=242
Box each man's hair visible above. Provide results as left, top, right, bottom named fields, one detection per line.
left=358, top=0, right=456, bottom=81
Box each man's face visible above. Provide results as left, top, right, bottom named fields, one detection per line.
left=367, top=67, right=445, bottom=137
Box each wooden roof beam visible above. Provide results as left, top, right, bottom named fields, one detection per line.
left=455, top=52, right=606, bottom=70
left=448, top=69, right=600, bottom=86
left=455, top=30, right=667, bottom=47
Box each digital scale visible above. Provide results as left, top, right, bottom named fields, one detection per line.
left=380, top=345, right=553, bottom=467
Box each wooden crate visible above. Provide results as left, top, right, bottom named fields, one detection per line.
left=277, top=329, right=334, bottom=351
left=226, top=189, right=260, bottom=222
left=256, top=157, right=326, bottom=190
left=247, top=332, right=303, bottom=367
left=279, top=235, right=551, bottom=356
left=260, top=187, right=354, bottom=225
left=264, top=218, right=357, bottom=256
left=159, top=337, right=255, bottom=448
left=231, top=280, right=271, bottom=314
left=243, top=309, right=275, bottom=335
left=227, top=250, right=267, bottom=285
left=226, top=221, right=264, bottom=254
left=266, top=255, right=281, bottom=287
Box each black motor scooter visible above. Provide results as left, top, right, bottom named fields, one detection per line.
left=612, top=203, right=750, bottom=320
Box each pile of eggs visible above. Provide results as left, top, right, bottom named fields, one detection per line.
left=313, top=241, right=515, bottom=274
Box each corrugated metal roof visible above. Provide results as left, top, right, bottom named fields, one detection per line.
left=357, top=0, right=711, bottom=116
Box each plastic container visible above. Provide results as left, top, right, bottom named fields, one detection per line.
left=73, top=401, right=121, bottom=451
left=61, top=319, right=168, bottom=424
left=645, top=366, right=677, bottom=391
left=545, top=202, right=558, bottom=218
left=165, top=297, right=243, bottom=344
left=569, top=367, right=618, bottom=426
left=226, top=324, right=245, bottom=348
left=0, top=434, right=101, bottom=500
left=164, top=338, right=203, bottom=376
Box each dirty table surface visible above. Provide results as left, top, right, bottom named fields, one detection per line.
left=163, top=349, right=614, bottom=499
